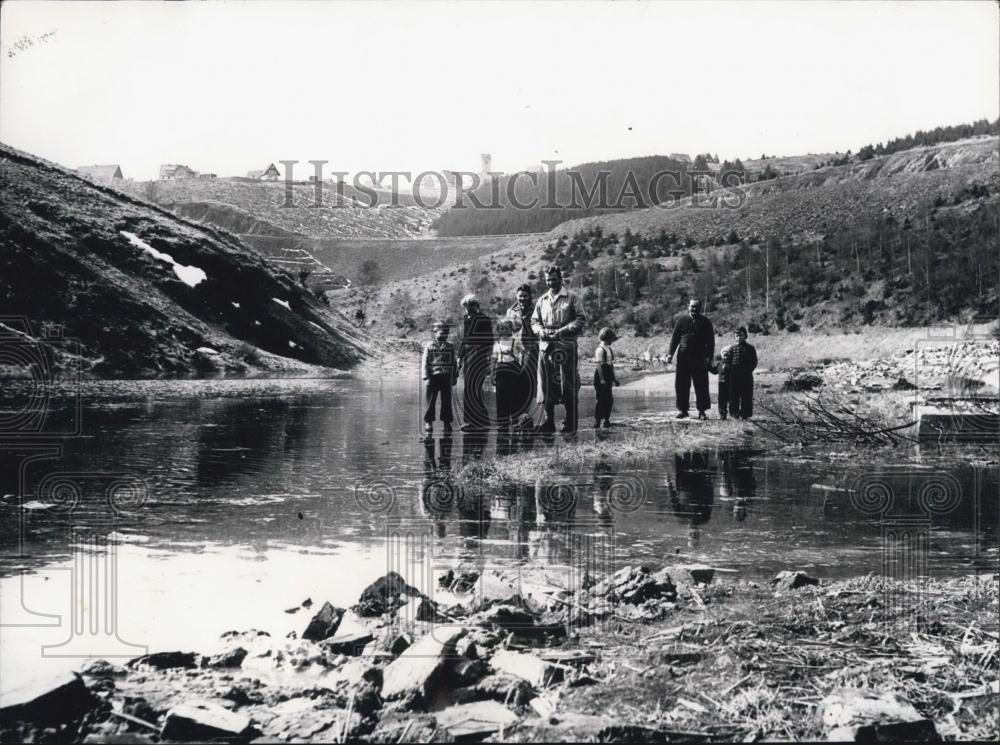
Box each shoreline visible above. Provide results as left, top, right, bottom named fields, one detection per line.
left=4, top=567, right=995, bottom=742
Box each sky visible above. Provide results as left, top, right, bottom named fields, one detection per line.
left=1, top=1, right=997, bottom=181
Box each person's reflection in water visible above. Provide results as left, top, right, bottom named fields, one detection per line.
left=462, top=432, right=487, bottom=467
left=718, top=449, right=757, bottom=523
left=592, top=453, right=615, bottom=527
left=419, top=436, right=455, bottom=537
left=457, top=478, right=491, bottom=544
left=490, top=482, right=532, bottom=560
left=670, top=450, right=715, bottom=548
left=495, top=428, right=516, bottom=459
left=530, top=475, right=577, bottom=565
left=455, top=432, right=490, bottom=543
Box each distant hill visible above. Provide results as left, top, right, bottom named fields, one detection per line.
left=432, top=155, right=694, bottom=236
left=340, top=136, right=999, bottom=339
left=241, top=234, right=537, bottom=286
left=120, top=177, right=444, bottom=238
left=0, top=144, right=372, bottom=377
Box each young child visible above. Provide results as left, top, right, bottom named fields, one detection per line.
left=421, top=320, right=458, bottom=435
left=722, top=326, right=758, bottom=419
left=491, top=318, right=525, bottom=431
left=593, top=327, right=620, bottom=429
left=714, top=346, right=731, bottom=420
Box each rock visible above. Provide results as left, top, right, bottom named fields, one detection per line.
left=773, top=570, right=820, bottom=591
left=435, top=700, right=518, bottom=739
left=892, top=377, right=918, bottom=390
left=220, top=629, right=269, bottom=642
left=259, top=699, right=362, bottom=741
left=658, top=563, right=714, bottom=586
left=204, top=646, right=247, bottom=668
left=0, top=672, right=96, bottom=725
left=415, top=598, right=440, bottom=622
left=783, top=371, right=824, bottom=391
left=160, top=701, right=254, bottom=741
left=452, top=659, right=489, bottom=686
left=455, top=637, right=478, bottom=660
left=80, top=659, right=127, bottom=678
left=588, top=565, right=676, bottom=605
left=439, top=568, right=480, bottom=593
left=244, top=639, right=338, bottom=673
left=128, top=650, right=197, bottom=670
left=836, top=720, right=940, bottom=742
left=451, top=674, right=533, bottom=708
left=369, top=713, right=439, bottom=743
left=355, top=571, right=424, bottom=616
left=490, top=650, right=563, bottom=688
left=322, top=631, right=375, bottom=656
left=819, top=688, right=936, bottom=742
left=468, top=604, right=536, bottom=632
left=649, top=647, right=704, bottom=665
left=381, top=626, right=467, bottom=704
left=539, top=650, right=596, bottom=666
left=511, top=712, right=656, bottom=742
left=83, top=734, right=156, bottom=744
left=301, top=601, right=345, bottom=642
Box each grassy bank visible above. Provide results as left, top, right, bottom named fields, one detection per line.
left=457, top=418, right=759, bottom=487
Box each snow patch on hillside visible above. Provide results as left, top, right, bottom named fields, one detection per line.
left=120, top=231, right=207, bottom=288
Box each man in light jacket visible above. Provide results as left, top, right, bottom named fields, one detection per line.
left=531, top=266, right=586, bottom=433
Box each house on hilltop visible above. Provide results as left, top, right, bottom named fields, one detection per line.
left=670, top=153, right=692, bottom=164
left=159, top=164, right=199, bottom=180
left=248, top=163, right=281, bottom=181
left=77, top=164, right=123, bottom=185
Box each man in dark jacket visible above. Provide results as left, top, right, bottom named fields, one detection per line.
left=666, top=299, right=715, bottom=419
left=458, top=294, right=494, bottom=430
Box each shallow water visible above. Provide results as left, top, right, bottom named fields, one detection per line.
left=0, top=378, right=996, bottom=693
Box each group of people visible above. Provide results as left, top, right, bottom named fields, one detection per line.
left=666, top=298, right=758, bottom=421
left=420, top=266, right=758, bottom=435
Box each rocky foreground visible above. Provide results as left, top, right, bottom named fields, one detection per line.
left=2, top=566, right=996, bottom=743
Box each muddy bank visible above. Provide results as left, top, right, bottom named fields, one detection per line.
left=3, top=566, right=995, bottom=743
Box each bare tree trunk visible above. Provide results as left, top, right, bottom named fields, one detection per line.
left=765, top=242, right=770, bottom=311
left=746, top=252, right=752, bottom=308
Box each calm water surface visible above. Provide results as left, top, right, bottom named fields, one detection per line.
left=1, top=378, right=996, bottom=693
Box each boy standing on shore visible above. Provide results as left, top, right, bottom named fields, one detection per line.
left=593, top=327, right=620, bottom=429
left=422, top=320, right=458, bottom=435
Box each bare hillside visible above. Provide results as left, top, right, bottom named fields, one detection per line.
left=342, top=137, right=999, bottom=338
left=0, top=144, right=372, bottom=377
left=120, top=177, right=444, bottom=238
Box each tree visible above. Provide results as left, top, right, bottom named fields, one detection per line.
left=355, top=259, right=382, bottom=323
left=298, top=269, right=313, bottom=288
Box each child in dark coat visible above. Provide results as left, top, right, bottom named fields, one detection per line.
left=721, top=327, right=758, bottom=419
